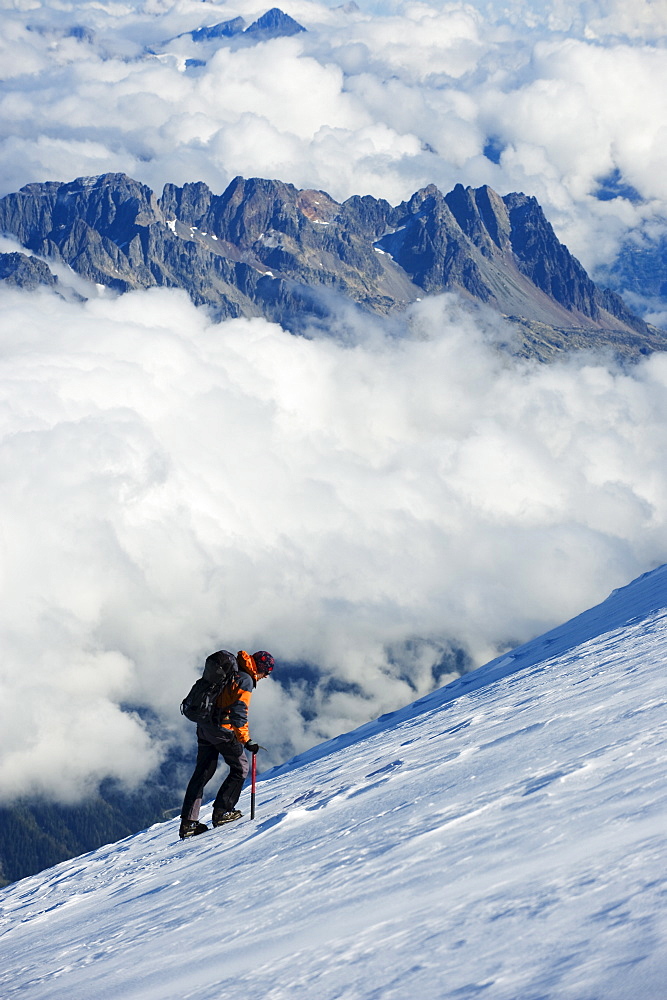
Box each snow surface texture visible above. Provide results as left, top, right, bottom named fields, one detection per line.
left=1, top=566, right=666, bottom=999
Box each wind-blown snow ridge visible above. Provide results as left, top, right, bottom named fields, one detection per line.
left=1, top=567, right=666, bottom=999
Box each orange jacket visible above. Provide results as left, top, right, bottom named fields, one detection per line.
left=215, top=651, right=258, bottom=744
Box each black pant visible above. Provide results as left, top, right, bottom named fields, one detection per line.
left=181, top=724, right=249, bottom=822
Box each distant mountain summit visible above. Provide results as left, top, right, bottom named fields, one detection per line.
left=180, top=8, right=305, bottom=46
left=245, top=8, right=306, bottom=38
left=1, top=172, right=665, bottom=360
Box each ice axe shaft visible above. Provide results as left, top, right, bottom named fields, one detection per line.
left=249, top=745, right=267, bottom=820
left=251, top=752, right=257, bottom=820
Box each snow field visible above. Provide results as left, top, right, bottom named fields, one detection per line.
left=1, top=576, right=667, bottom=998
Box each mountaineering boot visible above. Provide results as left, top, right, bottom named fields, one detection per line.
left=212, top=809, right=243, bottom=827
left=179, top=819, right=209, bottom=839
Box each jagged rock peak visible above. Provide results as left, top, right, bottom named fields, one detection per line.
left=199, top=175, right=338, bottom=247
left=159, top=181, right=213, bottom=227
left=445, top=183, right=512, bottom=253
left=245, top=8, right=306, bottom=37
left=402, top=183, right=447, bottom=213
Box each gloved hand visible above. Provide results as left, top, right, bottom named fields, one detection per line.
left=245, top=740, right=259, bottom=754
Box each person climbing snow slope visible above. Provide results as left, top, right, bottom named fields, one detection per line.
left=179, top=649, right=275, bottom=839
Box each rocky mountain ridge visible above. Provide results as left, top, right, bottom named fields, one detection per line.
left=1, top=171, right=665, bottom=361
left=182, top=7, right=306, bottom=45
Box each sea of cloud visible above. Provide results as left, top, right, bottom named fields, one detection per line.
left=3, top=0, right=667, bottom=801
left=1, top=0, right=667, bottom=274
left=2, top=281, right=667, bottom=799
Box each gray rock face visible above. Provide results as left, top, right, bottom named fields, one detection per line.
left=1, top=171, right=664, bottom=359
left=377, top=182, right=648, bottom=336
left=0, top=251, right=58, bottom=290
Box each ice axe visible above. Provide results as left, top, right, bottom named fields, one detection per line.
left=250, top=744, right=267, bottom=820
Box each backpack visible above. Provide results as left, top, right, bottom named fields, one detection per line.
left=180, top=650, right=238, bottom=724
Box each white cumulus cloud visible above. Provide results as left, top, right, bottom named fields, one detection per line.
left=1, top=284, right=667, bottom=798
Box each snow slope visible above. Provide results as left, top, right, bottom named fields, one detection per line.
left=1, top=567, right=667, bottom=1000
